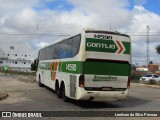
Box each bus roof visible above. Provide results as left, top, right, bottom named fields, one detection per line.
left=85, top=29, right=130, bottom=38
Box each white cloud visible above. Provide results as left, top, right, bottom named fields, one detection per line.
left=65, top=0, right=131, bottom=30
left=0, top=0, right=160, bottom=65
left=126, top=6, right=160, bottom=64
left=36, top=41, right=49, bottom=47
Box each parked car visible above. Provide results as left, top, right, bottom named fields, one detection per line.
left=139, top=74, right=160, bottom=83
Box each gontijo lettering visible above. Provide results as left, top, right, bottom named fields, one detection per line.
left=87, top=42, right=116, bottom=49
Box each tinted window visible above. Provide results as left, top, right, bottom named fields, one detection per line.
left=153, top=75, right=159, bottom=78
left=38, top=34, right=81, bottom=60
left=145, top=75, right=152, bottom=77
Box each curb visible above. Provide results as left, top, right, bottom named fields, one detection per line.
left=0, top=90, right=9, bottom=100
left=131, top=83, right=160, bottom=89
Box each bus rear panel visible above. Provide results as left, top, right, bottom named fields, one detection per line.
left=76, top=30, right=131, bottom=101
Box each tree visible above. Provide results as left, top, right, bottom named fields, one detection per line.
left=31, top=63, right=36, bottom=71
left=149, top=61, right=153, bottom=64
left=155, top=45, right=160, bottom=54
left=31, top=59, right=38, bottom=71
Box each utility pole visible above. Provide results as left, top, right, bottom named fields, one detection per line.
left=36, top=24, right=39, bottom=30
left=146, top=26, right=150, bottom=65
left=109, top=24, right=112, bottom=31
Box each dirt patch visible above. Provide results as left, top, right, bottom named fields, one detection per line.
left=0, top=90, right=8, bottom=100
left=18, top=75, right=36, bottom=83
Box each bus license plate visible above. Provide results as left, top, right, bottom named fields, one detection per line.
left=102, top=87, right=112, bottom=91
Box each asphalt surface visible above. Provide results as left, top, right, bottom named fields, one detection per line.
left=0, top=73, right=160, bottom=120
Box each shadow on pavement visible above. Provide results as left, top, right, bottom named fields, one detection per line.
left=66, top=96, right=151, bottom=109
left=43, top=85, right=151, bottom=109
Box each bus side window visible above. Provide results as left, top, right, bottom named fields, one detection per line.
left=60, top=40, right=68, bottom=58
left=72, top=35, right=81, bottom=55
left=66, top=38, right=74, bottom=58
left=53, top=44, right=60, bottom=59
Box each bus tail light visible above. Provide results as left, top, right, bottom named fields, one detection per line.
left=127, top=76, right=131, bottom=88
left=79, top=75, right=84, bottom=87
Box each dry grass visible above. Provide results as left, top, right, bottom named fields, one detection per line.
left=0, top=90, right=8, bottom=100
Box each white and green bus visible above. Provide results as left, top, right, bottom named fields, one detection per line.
left=36, top=29, right=131, bottom=102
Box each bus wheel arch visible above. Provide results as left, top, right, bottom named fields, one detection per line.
left=61, top=81, right=69, bottom=102
left=39, top=75, right=44, bottom=87
left=55, top=80, right=62, bottom=98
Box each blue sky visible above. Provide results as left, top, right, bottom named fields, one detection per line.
left=35, top=0, right=73, bottom=11
left=143, top=0, right=160, bottom=15
left=37, top=0, right=160, bottom=15
left=129, top=0, right=160, bottom=15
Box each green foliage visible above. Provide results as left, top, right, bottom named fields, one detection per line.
left=130, top=74, right=141, bottom=83
left=156, top=45, right=160, bottom=54
left=149, top=61, right=153, bottom=64
left=148, top=79, right=157, bottom=85
left=0, top=69, right=35, bottom=76
left=131, top=74, right=141, bottom=79
left=31, top=59, right=38, bottom=71
left=31, top=63, right=37, bottom=71
left=131, top=79, right=140, bottom=83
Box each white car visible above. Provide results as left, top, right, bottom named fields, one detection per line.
left=139, top=74, right=160, bottom=83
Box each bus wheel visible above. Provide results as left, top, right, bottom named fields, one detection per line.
left=39, top=76, right=44, bottom=87
left=56, top=82, right=62, bottom=98
left=62, top=84, right=69, bottom=102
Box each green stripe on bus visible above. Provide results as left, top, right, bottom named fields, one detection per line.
left=39, top=61, right=84, bottom=74
left=39, top=61, right=130, bottom=76
left=84, top=61, right=130, bottom=76
left=60, top=61, right=84, bottom=74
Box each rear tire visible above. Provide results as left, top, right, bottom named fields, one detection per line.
left=62, top=84, right=69, bottom=102
left=56, top=82, right=62, bottom=98
left=39, top=76, right=44, bottom=87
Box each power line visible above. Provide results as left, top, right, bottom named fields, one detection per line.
left=129, top=34, right=160, bottom=36
left=0, top=32, right=160, bottom=36
left=0, top=32, right=71, bottom=36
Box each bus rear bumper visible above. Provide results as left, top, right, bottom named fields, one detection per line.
left=76, top=89, right=129, bottom=102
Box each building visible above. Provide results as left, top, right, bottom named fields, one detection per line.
left=0, top=44, right=32, bottom=72
left=147, top=64, right=159, bottom=72
left=136, top=66, right=148, bottom=71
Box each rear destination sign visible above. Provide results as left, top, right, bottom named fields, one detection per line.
left=86, top=36, right=130, bottom=54
left=94, top=34, right=112, bottom=40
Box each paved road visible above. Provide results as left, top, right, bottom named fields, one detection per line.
left=0, top=73, right=160, bottom=120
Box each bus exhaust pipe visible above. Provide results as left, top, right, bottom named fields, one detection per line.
left=89, top=96, right=94, bottom=101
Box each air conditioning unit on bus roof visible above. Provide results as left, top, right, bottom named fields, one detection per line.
left=114, top=31, right=121, bottom=34
left=83, top=28, right=121, bottom=33
left=83, top=28, right=95, bottom=31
